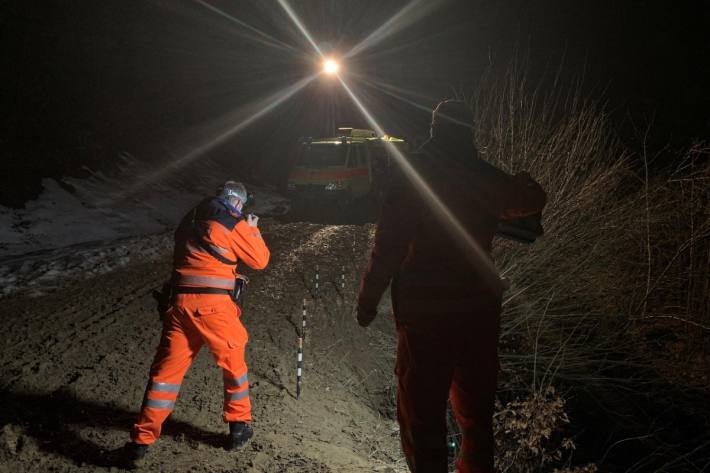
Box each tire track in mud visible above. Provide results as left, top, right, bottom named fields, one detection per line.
left=0, top=259, right=171, bottom=390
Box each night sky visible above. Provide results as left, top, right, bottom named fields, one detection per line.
left=2, top=0, right=708, bottom=207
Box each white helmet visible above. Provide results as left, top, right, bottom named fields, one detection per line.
left=217, top=181, right=248, bottom=205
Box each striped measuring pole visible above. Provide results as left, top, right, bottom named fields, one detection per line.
left=341, top=265, right=345, bottom=289
left=315, top=264, right=320, bottom=300
left=296, top=298, right=306, bottom=399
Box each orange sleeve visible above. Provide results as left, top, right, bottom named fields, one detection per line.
left=357, top=179, right=416, bottom=310
left=230, top=220, right=270, bottom=270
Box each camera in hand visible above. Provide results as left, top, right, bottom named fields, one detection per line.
left=496, top=212, right=544, bottom=244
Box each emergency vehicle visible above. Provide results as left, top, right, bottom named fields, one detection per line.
left=286, top=128, right=406, bottom=206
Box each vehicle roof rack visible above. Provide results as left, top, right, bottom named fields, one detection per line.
left=337, top=127, right=377, bottom=138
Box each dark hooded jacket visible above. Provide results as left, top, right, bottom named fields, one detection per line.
left=357, top=123, right=547, bottom=326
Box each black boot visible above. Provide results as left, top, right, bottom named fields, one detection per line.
left=228, top=422, right=253, bottom=449
left=120, top=442, right=149, bottom=469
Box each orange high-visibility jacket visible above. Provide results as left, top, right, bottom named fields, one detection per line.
left=172, top=197, right=270, bottom=290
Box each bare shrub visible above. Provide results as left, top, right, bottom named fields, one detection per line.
left=494, top=386, right=572, bottom=472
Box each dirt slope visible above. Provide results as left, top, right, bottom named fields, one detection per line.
left=0, top=221, right=405, bottom=473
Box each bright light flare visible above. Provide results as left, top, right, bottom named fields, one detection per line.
left=345, top=0, right=447, bottom=59
left=322, top=59, right=339, bottom=75
left=277, top=0, right=323, bottom=56
left=105, top=74, right=317, bottom=205
left=194, top=0, right=295, bottom=52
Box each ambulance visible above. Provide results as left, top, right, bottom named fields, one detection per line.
left=286, top=128, right=406, bottom=207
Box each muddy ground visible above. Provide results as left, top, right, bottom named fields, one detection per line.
left=0, top=221, right=407, bottom=472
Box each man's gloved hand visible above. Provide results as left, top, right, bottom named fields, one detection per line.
left=152, top=281, right=172, bottom=321
left=246, top=213, right=259, bottom=227
left=356, top=302, right=378, bottom=327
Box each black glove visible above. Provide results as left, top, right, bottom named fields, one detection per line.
left=356, top=302, right=377, bottom=327
left=152, top=281, right=172, bottom=321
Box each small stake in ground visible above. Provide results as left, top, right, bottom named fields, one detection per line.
left=296, top=298, right=306, bottom=399
left=341, top=265, right=345, bottom=289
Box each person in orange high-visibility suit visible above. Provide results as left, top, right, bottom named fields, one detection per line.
left=123, top=181, right=269, bottom=468
left=357, top=101, right=547, bottom=473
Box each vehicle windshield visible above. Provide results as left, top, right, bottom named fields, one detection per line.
left=298, top=144, right=346, bottom=167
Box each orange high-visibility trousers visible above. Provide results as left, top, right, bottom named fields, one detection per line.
left=395, top=296, right=501, bottom=473
left=132, top=294, right=250, bottom=445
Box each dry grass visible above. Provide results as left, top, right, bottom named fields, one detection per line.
left=459, top=61, right=710, bottom=471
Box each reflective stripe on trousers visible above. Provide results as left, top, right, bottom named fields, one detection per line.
left=142, top=380, right=181, bottom=410
left=224, top=372, right=250, bottom=403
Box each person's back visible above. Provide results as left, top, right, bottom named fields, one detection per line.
left=360, top=114, right=546, bottom=321
left=357, top=100, right=546, bottom=473
left=172, top=196, right=269, bottom=288
left=395, top=146, right=536, bottom=269
left=123, top=181, right=269, bottom=469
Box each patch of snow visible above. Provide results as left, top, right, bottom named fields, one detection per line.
left=0, top=232, right=173, bottom=298
left=0, top=154, right=290, bottom=297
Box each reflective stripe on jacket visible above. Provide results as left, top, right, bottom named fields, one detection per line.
left=172, top=197, right=270, bottom=288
